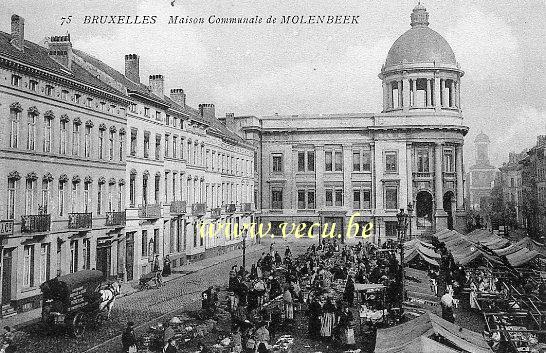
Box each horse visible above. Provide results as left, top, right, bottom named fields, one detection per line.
left=99, top=281, right=121, bottom=319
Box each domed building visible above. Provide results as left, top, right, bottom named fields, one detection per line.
left=234, top=3, right=469, bottom=241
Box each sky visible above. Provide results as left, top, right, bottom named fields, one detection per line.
left=1, top=0, right=545, bottom=168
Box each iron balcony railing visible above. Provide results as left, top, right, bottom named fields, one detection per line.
left=138, top=204, right=162, bottom=219
left=170, top=200, right=187, bottom=215
left=192, top=203, right=206, bottom=217
left=21, top=214, right=51, bottom=233
left=106, top=211, right=126, bottom=227
left=225, top=203, right=236, bottom=214
left=68, top=212, right=93, bottom=229
left=211, top=207, right=222, bottom=218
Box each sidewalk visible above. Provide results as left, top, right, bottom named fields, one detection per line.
left=3, top=243, right=265, bottom=330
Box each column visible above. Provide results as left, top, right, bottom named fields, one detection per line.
left=382, top=82, right=388, bottom=112
left=456, top=145, right=464, bottom=209
left=411, top=79, right=417, bottom=107
left=434, top=77, right=441, bottom=111
left=457, top=79, right=462, bottom=110
left=402, top=77, right=410, bottom=111
left=398, top=80, right=403, bottom=108
left=426, top=79, right=432, bottom=107
left=316, top=145, right=325, bottom=208
left=435, top=142, right=447, bottom=229
left=343, top=144, right=352, bottom=212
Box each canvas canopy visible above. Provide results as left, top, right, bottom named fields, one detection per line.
left=505, top=247, right=543, bottom=267
left=375, top=312, right=493, bottom=353
left=404, top=239, right=440, bottom=267
left=434, top=230, right=500, bottom=265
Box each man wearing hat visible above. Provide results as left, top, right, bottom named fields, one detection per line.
left=122, top=321, right=138, bottom=353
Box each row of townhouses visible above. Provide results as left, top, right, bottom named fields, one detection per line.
left=0, top=15, right=256, bottom=315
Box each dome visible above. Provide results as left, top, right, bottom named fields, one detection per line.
left=384, top=4, right=457, bottom=68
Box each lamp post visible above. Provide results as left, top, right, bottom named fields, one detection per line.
left=407, top=202, right=414, bottom=239
left=242, top=231, right=247, bottom=270
left=376, top=217, right=382, bottom=247
left=396, top=208, right=409, bottom=312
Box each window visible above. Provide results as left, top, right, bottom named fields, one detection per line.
left=86, top=97, right=93, bottom=108
left=141, top=230, right=148, bottom=257
left=118, top=184, right=123, bottom=211
left=23, top=245, right=35, bottom=287
left=82, top=239, right=90, bottom=270
left=362, top=189, right=371, bottom=209
left=353, top=151, right=361, bottom=171
left=335, top=151, right=343, bottom=171
left=119, top=133, right=124, bottom=161
left=335, top=189, right=343, bottom=206
left=325, top=151, right=333, bottom=171
left=129, top=174, right=136, bottom=207
left=72, top=123, right=81, bottom=156
left=166, top=114, right=171, bottom=125
left=98, top=129, right=104, bottom=159
left=70, top=240, right=78, bottom=273
left=165, top=134, right=170, bottom=158
left=298, top=152, right=305, bottom=172
left=164, top=174, right=168, bottom=203
left=10, top=108, right=20, bottom=148
left=74, top=94, right=81, bottom=104
left=142, top=175, right=148, bottom=205
left=84, top=125, right=91, bottom=157
left=155, top=111, right=161, bottom=121
left=84, top=182, right=90, bottom=212
left=97, top=182, right=103, bottom=215
left=385, top=151, right=398, bottom=173
left=353, top=190, right=361, bottom=209
left=325, top=189, right=333, bottom=206
left=61, top=90, right=69, bottom=100
left=362, top=150, right=371, bottom=171
left=43, top=117, right=52, bottom=152
left=11, top=74, right=21, bottom=87
left=29, top=80, right=38, bottom=91
left=272, top=154, right=283, bottom=173
left=417, top=149, right=430, bottom=173
left=41, top=179, right=50, bottom=214
left=100, top=102, right=106, bottom=111
left=25, top=178, right=36, bottom=215
left=108, top=184, right=113, bottom=212
left=25, top=113, right=36, bottom=150
left=109, top=130, right=115, bottom=160
left=271, top=189, right=283, bottom=209
left=155, top=174, right=161, bottom=204
left=144, top=132, right=150, bottom=158
left=307, top=190, right=315, bottom=209
left=40, top=244, right=51, bottom=283
left=297, top=189, right=315, bottom=209
left=173, top=136, right=178, bottom=159
left=444, top=149, right=454, bottom=173
left=307, top=151, right=315, bottom=171
left=385, top=186, right=398, bottom=210
left=58, top=180, right=65, bottom=216
left=7, top=178, right=16, bottom=219
left=45, top=85, right=54, bottom=96
left=130, top=129, right=137, bottom=156
left=60, top=120, right=67, bottom=155
left=144, top=107, right=150, bottom=117
left=297, top=190, right=306, bottom=209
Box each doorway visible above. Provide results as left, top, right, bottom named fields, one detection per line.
left=96, top=239, right=111, bottom=279
left=443, top=191, right=455, bottom=230
left=126, top=233, right=135, bottom=281
left=416, top=191, right=433, bottom=229
left=2, top=249, right=13, bottom=305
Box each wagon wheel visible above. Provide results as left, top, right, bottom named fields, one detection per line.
left=71, top=312, right=86, bottom=338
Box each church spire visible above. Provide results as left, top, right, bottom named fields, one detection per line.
left=410, top=2, right=429, bottom=27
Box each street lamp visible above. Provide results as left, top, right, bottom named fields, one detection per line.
left=376, top=217, right=382, bottom=247
left=396, top=208, right=409, bottom=312
left=407, top=202, right=414, bottom=239
left=242, top=230, right=247, bottom=270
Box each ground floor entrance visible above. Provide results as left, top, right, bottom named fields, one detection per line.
left=1, top=248, right=13, bottom=305
left=96, top=238, right=112, bottom=279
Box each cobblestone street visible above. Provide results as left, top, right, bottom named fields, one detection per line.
left=13, top=238, right=310, bottom=353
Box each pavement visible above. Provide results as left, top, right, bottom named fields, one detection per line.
left=3, top=242, right=266, bottom=330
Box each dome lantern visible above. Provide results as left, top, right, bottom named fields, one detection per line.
left=410, top=2, right=429, bottom=27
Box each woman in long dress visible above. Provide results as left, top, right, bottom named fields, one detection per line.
left=320, top=298, right=336, bottom=340
left=469, top=280, right=479, bottom=310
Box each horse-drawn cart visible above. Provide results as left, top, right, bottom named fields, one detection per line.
left=40, top=270, right=106, bottom=337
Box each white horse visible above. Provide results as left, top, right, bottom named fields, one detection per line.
left=99, top=281, right=121, bottom=319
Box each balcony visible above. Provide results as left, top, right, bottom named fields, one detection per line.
left=68, top=213, right=93, bottom=229
left=106, top=211, right=126, bottom=227
left=225, top=203, right=237, bottom=214
left=0, top=220, right=14, bottom=237
left=241, top=203, right=254, bottom=213
left=21, top=214, right=51, bottom=233
left=170, top=200, right=187, bottom=215
left=138, top=204, right=162, bottom=219
left=211, top=207, right=222, bottom=219
left=192, top=203, right=206, bottom=217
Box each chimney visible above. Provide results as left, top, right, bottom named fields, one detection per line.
left=170, top=89, right=186, bottom=107
left=225, top=112, right=236, bottom=130
left=149, top=75, right=164, bottom=98
left=125, top=54, right=140, bottom=83
left=48, top=34, right=73, bottom=69
left=10, top=15, right=25, bottom=51
left=199, top=104, right=215, bottom=121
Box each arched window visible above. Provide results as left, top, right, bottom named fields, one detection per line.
left=9, top=103, right=22, bottom=148
left=27, top=107, right=39, bottom=151
left=6, top=171, right=21, bottom=219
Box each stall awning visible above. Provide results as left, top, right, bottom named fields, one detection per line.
left=375, top=312, right=493, bottom=353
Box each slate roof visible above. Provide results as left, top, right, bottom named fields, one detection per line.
left=0, top=31, right=127, bottom=98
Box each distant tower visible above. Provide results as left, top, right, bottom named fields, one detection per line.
left=467, top=132, right=497, bottom=213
